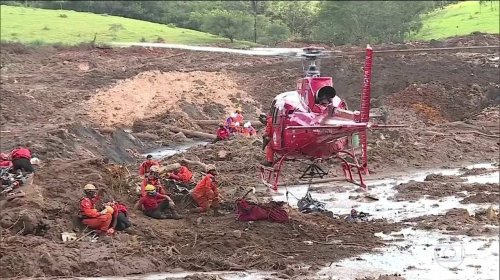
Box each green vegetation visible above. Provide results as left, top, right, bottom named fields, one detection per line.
left=412, top=1, right=499, bottom=41
left=2, top=1, right=498, bottom=46
left=0, top=5, right=255, bottom=46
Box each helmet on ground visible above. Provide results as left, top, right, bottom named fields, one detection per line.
left=145, top=184, right=156, bottom=192
left=150, top=165, right=160, bottom=173
left=83, top=184, right=97, bottom=191
left=244, top=122, right=251, bottom=128
left=205, top=164, right=216, bottom=173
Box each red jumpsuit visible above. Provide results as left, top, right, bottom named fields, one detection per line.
left=80, top=197, right=112, bottom=232
left=140, top=176, right=167, bottom=197
left=191, top=174, right=219, bottom=212
left=169, top=166, right=193, bottom=184
left=264, top=115, right=274, bottom=163
left=216, top=128, right=230, bottom=140
left=10, top=148, right=31, bottom=160
left=139, top=160, right=159, bottom=176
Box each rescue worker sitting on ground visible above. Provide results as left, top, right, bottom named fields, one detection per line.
left=233, top=108, right=244, bottom=124
left=135, top=184, right=182, bottom=219
left=190, top=164, right=222, bottom=216
left=140, top=165, right=167, bottom=197
left=139, top=154, right=159, bottom=178
left=10, top=143, right=35, bottom=173
left=212, top=123, right=230, bottom=143
left=261, top=113, right=275, bottom=167
left=79, top=184, right=113, bottom=234
left=108, top=201, right=131, bottom=231
left=242, top=122, right=256, bottom=137
left=168, top=159, right=193, bottom=186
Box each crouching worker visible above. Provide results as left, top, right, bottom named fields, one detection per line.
left=168, top=159, right=193, bottom=185
left=135, top=184, right=182, bottom=220
left=109, top=201, right=131, bottom=231
left=212, top=123, right=230, bottom=144
left=190, top=164, right=222, bottom=216
left=79, top=184, right=113, bottom=234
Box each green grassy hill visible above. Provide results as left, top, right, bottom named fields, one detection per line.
left=412, top=1, right=499, bottom=41
left=0, top=5, right=253, bottom=46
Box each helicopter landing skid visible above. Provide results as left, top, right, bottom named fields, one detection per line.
left=337, top=150, right=368, bottom=190
left=299, top=163, right=328, bottom=180
left=259, top=156, right=287, bottom=192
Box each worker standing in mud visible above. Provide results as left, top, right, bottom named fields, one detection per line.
left=140, top=165, right=167, bottom=197
left=260, top=113, right=274, bottom=167
left=135, top=184, right=182, bottom=219
left=139, top=154, right=159, bottom=178
left=9, top=143, right=35, bottom=173
left=79, top=184, right=113, bottom=234
left=190, top=164, right=222, bottom=216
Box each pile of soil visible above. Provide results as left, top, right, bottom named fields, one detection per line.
left=403, top=208, right=499, bottom=236
left=391, top=180, right=499, bottom=203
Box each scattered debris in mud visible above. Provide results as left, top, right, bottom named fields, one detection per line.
left=403, top=207, right=499, bottom=236
left=391, top=180, right=499, bottom=203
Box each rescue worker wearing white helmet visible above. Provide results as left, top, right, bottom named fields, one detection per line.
left=135, top=184, right=182, bottom=219
left=79, top=184, right=113, bottom=234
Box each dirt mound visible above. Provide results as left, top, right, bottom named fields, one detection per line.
left=391, top=181, right=499, bottom=203
left=386, top=82, right=491, bottom=123
left=403, top=208, right=499, bottom=236
left=87, top=70, right=258, bottom=127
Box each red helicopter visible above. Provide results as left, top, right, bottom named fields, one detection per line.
left=259, top=45, right=403, bottom=191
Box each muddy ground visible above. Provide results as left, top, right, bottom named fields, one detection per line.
left=0, top=34, right=499, bottom=279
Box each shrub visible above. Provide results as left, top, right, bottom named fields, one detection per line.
left=59, top=14, right=67, bottom=18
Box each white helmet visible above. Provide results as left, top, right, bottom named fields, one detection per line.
left=244, top=122, right=251, bottom=128
left=150, top=165, right=160, bottom=173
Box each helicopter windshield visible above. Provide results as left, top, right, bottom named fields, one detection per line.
left=274, top=91, right=309, bottom=113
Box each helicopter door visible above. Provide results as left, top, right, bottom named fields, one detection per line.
left=271, top=105, right=284, bottom=149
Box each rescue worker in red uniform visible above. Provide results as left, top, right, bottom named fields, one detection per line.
left=233, top=109, right=244, bottom=124
left=261, top=114, right=274, bottom=166
left=212, top=123, right=230, bottom=143
left=140, top=165, right=167, bottom=197
left=79, top=184, right=113, bottom=234
left=109, top=201, right=131, bottom=231
left=139, top=154, right=159, bottom=178
left=242, top=122, right=256, bottom=137
left=168, top=160, right=193, bottom=185
left=135, top=184, right=182, bottom=219
left=10, top=143, right=34, bottom=173
left=190, top=164, right=221, bottom=215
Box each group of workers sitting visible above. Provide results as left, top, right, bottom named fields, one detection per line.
left=213, top=109, right=256, bottom=143
left=78, top=154, right=222, bottom=235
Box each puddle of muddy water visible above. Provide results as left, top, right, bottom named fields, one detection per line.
left=318, top=228, right=499, bottom=280
left=75, top=270, right=277, bottom=280
left=141, top=141, right=209, bottom=160
left=272, top=163, right=499, bottom=222
left=272, top=163, right=499, bottom=280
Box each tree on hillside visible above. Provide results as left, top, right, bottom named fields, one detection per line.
left=313, top=1, right=432, bottom=44
left=266, top=1, right=319, bottom=39
left=262, top=21, right=290, bottom=46
left=198, top=9, right=253, bottom=43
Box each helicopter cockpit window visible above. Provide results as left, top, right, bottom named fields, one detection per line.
left=316, top=86, right=337, bottom=104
